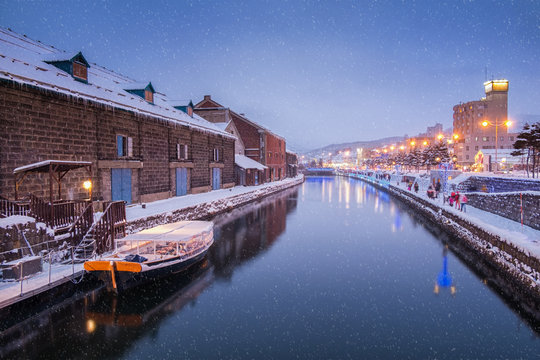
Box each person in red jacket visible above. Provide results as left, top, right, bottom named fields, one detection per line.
left=460, top=193, right=468, bottom=212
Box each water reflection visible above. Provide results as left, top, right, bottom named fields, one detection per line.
left=210, top=187, right=298, bottom=281
left=434, top=245, right=457, bottom=296
left=0, top=188, right=299, bottom=360
left=2, top=178, right=540, bottom=359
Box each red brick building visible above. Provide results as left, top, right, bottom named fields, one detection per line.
left=0, top=29, right=235, bottom=205
left=194, top=95, right=286, bottom=182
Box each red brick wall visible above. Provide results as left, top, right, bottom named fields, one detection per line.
left=230, top=114, right=262, bottom=162
left=0, top=80, right=234, bottom=202
left=265, top=134, right=286, bottom=180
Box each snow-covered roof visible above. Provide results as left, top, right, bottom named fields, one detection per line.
left=235, top=154, right=267, bottom=170
left=122, top=82, right=153, bottom=91
left=13, top=160, right=92, bottom=173
left=213, top=121, right=231, bottom=132
left=123, top=220, right=213, bottom=242
left=0, top=28, right=234, bottom=140
left=42, top=51, right=88, bottom=65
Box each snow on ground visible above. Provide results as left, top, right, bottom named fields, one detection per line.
left=389, top=179, right=540, bottom=258
left=126, top=175, right=304, bottom=222
left=0, top=262, right=84, bottom=306
left=0, top=216, right=35, bottom=228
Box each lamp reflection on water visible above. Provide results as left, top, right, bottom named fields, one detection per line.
left=391, top=207, right=402, bottom=233
left=434, top=245, right=456, bottom=296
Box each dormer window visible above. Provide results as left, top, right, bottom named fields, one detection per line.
left=145, top=89, right=153, bottom=103
left=72, top=61, right=87, bottom=82
left=172, top=100, right=194, bottom=117
left=124, top=82, right=155, bottom=104
left=43, top=51, right=90, bottom=83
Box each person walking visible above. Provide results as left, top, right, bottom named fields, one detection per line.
left=435, top=180, right=441, bottom=198
left=454, top=191, right=460, bottom=210
left=460, top=193, right=468, bottom=212
left=414, top=182, right=419, bottom=193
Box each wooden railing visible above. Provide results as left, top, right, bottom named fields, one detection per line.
left=70, top=203, right=94, bottom=244
left=94, top=201, right=126, bottom=254
left=28, top=194, right=89, bottom=229
left=0, top=196, right=30, bottom=218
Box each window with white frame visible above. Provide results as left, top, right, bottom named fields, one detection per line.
left=117, top=135, right=133, bottom=157
left=177, top=143, right=188, bottom=160
left=213, top=148, right=220, bottom=162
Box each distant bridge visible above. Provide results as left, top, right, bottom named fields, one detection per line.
left=303, top=168, right=336, bottom=176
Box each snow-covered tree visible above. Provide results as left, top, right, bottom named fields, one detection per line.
left=512, top=122, right=540, bottom=178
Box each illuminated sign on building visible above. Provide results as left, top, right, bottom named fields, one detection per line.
left=484, top=79, right=508, bottom=94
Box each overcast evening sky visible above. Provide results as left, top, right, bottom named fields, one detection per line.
left=1, top=0, right=540, bottom=151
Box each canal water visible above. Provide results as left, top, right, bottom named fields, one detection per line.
left=1, top=176, right=540, bottom=359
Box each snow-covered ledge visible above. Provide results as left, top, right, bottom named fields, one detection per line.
left=125, top=175, right=304, bottom=234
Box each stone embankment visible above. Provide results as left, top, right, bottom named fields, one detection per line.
left=466, top=192, right=540, bottom=230
left=341, top=172, right=540, bottom=320
left=127, top=176, right=304, bottom=234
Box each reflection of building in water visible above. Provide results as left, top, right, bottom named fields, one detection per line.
left=0, top=186, right=300, bottom=360
left=434, top=246, right=457, bottom=296
left=0, top=262, right=213, bottom=359
left=210, top=187, right=298, bottom=281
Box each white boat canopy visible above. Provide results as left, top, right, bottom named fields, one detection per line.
left=123, top=221, right=213, bottom=243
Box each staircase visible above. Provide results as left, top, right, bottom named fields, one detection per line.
left=69, top=228, right=98, bottom=263
left=67, top=200, right=126, bottom=263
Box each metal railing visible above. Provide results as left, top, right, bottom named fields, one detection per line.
left=0, top=241, right=85, bottom=298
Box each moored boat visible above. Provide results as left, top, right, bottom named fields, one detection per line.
left=84, top=221, right=214, bottom=293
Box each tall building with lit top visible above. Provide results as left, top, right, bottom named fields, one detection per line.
left=452, top=80, right=516, bottom=168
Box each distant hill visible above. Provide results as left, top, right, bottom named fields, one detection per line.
left=303, top=136, right=406, bottom=158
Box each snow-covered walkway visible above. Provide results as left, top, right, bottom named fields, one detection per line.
left=126, top=175, right=304, bottom=221
left=353, top=173, right=540, bottom=260
left=0, top=263, right=84, bottom=308
left=390, top=180, right=540, bottom=258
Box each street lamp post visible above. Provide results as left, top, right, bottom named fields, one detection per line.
left=481, top=118, right=511, bottom=171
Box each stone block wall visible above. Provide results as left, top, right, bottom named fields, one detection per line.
left=0, top=80, right=235, bottom=203
left=0, top=217, right=54, bottom=263
left=457, top=175, right=540, bottom=193
left=466, top=192, right=540, bottom=230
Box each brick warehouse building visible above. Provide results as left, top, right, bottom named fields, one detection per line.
left=194, top=95, right=287, bottom=182
left=0, top=29, right=235, bottom=204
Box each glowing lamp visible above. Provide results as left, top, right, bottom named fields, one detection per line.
left=437, top=134, right=443, bottom=140
left=505, top=121, right=512, bottom=127
left=83, top=180, right=92, bottom=190
left=453, top=134, right=459, bottom=140
left=410, top=141, right=416, bottom=146
left=423, top=141, right=428, bottom=146
left=482, top=121, right=489, bottom=127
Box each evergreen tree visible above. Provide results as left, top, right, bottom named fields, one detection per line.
left=512, top=122, right=540, bottom=178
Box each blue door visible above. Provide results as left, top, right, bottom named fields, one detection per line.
left=111, top=168, right=132, bottom=204
left=176, top=168, right=188, bottom=196
left=212, top=168, right=221, bottom=190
